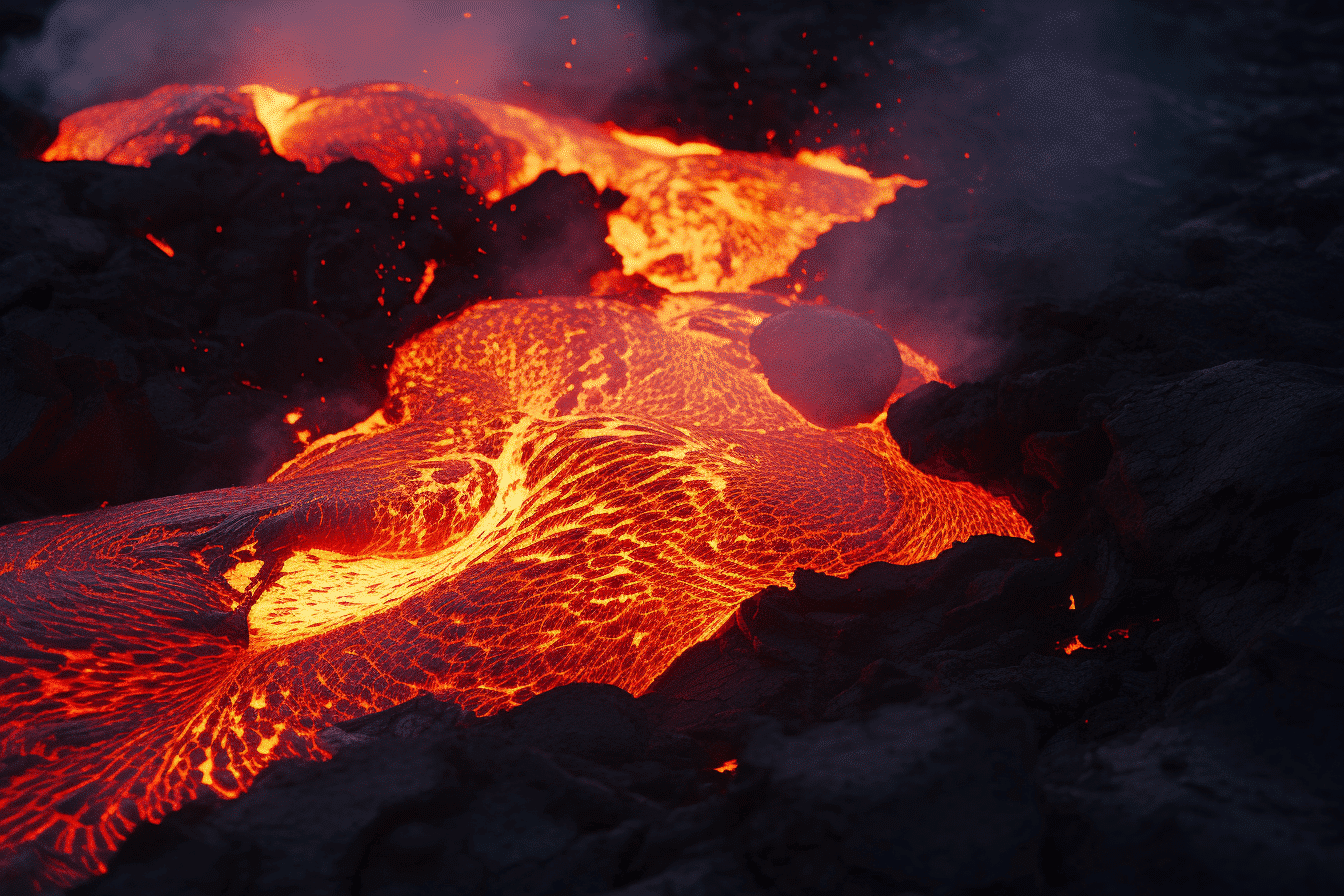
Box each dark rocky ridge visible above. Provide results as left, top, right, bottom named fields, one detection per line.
left=0, top=136, right=626, bottom=521
left=0, top=1, right=1339, bottom=894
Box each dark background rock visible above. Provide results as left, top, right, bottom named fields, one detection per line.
left=0, top=0, right=1339, bottom=894
left=737, top=697, right=1040, bottom=895
left=0, top=128, right=632, bottom=520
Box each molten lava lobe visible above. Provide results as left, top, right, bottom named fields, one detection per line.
left=456, top=94, right=925, bottom=292
left=42, top=82, right=925, bottom=293
left=255, top=83, right=527, bottom=199
left=40, top=84, right=269, bottom=167
left=751, top=306, right=905, bottom=429
left=0, top=294, right=1028, bottom=891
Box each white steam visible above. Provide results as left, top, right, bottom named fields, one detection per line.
left=1, top=0, right=672, bottom=118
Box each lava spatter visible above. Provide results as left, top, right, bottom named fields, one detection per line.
left=0, top=293, right=1028, bottom=889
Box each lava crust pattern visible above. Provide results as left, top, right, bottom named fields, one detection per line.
left=0, top=294, right=1029, bottom=888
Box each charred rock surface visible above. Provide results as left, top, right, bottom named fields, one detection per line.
left=0, top=134, right=625, bottom=521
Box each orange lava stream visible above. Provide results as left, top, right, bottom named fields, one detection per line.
left=41, top=82, right=924, bottom=292
left=0, top=293, right=1027, bottom=889
left=13, top=79, right=997, bottom=890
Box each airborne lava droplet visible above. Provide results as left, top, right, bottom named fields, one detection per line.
left=145, top=232, right=174, bottom=256
left=411, top=258, right=438, bottom=304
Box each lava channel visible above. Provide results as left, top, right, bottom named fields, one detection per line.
left=0, top=293, right=1029, bottom=889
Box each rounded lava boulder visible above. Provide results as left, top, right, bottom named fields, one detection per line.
left=749, top=306, right=904, bottom=429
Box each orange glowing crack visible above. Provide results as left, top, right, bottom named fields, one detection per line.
left=0, top=293, right=1028, bottom=889
left=43, top=82, right=925, bottom=293
left=1062, top=635, right=1091, bottom=654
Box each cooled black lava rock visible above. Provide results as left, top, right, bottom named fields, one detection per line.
left=737, top=697, right=1040, bottom=895
left=750, top=306, right=903, bottom=428
left=0, top=330, right=160, bottom=521
left=239, top=310, right=367, bottom=393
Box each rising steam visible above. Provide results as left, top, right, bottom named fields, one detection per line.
left=1, top=0, right=673, bottom=120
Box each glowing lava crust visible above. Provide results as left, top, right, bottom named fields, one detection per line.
left=0, top=293, right=1028, bottom=888
left=40, top=81, right=925, bottom=293
left=4, top=81, right=1024, bottom=890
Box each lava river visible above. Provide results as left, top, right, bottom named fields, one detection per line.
left=0, top=292, right=1028, bottom=888
left=3, top=81, right=1026, bottom=890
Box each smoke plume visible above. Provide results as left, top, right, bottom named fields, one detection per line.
left=1, top=0, right=672, bottom=119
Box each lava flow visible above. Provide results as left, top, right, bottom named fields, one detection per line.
left=41, top=81, right=924, bottom=292
left=5, top=80, right=1017, bottom=890
left=0, top=291, right=1028, bottom=889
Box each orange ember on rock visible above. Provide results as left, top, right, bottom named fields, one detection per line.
left=0, top=293, right=1028, bottom=888
left=42, top=82, right=925, bottom=292
left=1062, top=635, right=1091, bottom=654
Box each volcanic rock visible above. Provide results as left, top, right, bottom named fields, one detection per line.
left=886, top=379, right=1007, bottom=483
left=490, top=683, right=653, bottom=767
left=1039, top=601, right=1344, bottom=896
left=239, top=309, right=367, bottom=393
left=737, top=697, right=1039, bottom=895
left=886, top=358, right=1119, bottom=498
left=750, top=306, right=902, bottom=428
left=1100, top=360, right=1344, bottom=561
left=0, top=330, right=159, bottom=519
left=0, top=106, right=639, bottom=518
left=1100, top=360, right=1344, bottom=657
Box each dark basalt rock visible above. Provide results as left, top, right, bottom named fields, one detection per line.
left=737, top=697, right=1040, bottom=895
left=0, top=330, right=160, bottom=520
left=0, top=121, right=627, bottom=522
left=1039, top=600, right=1344, bottom=896
left=238, top=309, right=369, bottom=393
left=887, top=379, right=1007, bottom=482
left=491, top=683, right=653, bottom=767
left=1100, top=361, right=1344, bottom=567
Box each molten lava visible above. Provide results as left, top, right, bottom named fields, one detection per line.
left=4, top=79, right=1016, bottom=891
left=0, top=293, right=1027, bottom=889
left=41, top=82, right=924, bottom=292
